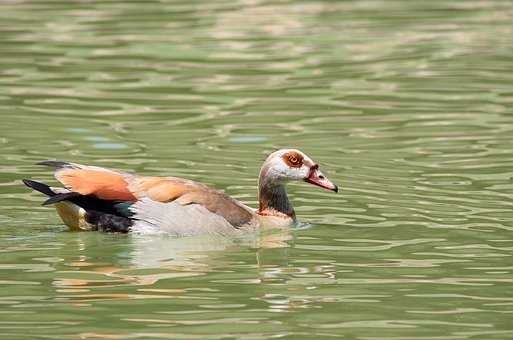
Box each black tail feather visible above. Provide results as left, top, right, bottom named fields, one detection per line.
left=85, top=211, right=132, bottom=233
left=24, top=177, right=133, bottom=233
left=43, top=192, right=81, bottom=206
left=36, top=160, right=76, bottom=169
left=22, top=179, right=56, bottom=197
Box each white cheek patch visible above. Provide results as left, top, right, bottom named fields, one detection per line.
left=264, top=150, right=311, bottom=182
left=283, top=165, right=308, bottom=180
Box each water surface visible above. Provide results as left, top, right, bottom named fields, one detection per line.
left=1, top=0, right=513, bottom=339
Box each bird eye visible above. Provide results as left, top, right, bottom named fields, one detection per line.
left=289, top=156, right=298, bottom=164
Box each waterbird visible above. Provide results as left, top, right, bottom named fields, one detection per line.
left=23, top=149, right=338, bottom=236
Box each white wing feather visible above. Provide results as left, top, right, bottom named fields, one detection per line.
left=130, top=198, right=256, bottom=236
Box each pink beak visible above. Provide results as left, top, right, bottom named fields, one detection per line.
left=304, top=165, right=338, bottom=193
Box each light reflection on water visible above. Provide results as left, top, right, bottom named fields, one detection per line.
left=1, top=0, right=513, bottom=338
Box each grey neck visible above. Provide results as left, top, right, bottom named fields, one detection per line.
left=258, top=175, right=295, bottom=219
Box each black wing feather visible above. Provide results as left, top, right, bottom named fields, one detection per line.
left=36, top=160, right=77, bottom=169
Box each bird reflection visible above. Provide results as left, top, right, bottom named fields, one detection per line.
left=52, top=227, right=294, bottom=302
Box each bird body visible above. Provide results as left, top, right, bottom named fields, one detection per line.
left=24, top=149, right=337, bottom=236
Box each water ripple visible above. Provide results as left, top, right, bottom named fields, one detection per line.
left=1, top=0, right=513, bottom=338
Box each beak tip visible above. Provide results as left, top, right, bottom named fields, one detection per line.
left=333, top=185, right=338, bottom=193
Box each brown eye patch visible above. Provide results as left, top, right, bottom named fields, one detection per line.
left=283, top=151, right=304, bottom=168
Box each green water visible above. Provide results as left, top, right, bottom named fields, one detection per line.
left=1, top=0, right=513, bottom=338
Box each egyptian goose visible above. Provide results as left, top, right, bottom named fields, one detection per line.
left=23, top=149, right=337, bottom=236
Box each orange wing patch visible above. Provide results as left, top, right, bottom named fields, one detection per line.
left=132, top=177, right=190, bottom=202
left=56, top=169, right=136, bottom=201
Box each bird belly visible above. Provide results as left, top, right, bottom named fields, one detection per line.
left=54, top=202, right=92, bottom=231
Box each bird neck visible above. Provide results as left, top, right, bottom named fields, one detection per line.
left=258, top=166, right=295, bottom=219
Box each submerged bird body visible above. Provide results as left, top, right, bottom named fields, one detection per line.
left=24, top=149, right=337, bottom=236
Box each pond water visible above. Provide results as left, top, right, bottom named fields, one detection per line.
left=1, top=0, right=513, bottom=338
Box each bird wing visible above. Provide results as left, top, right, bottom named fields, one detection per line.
left=40, top=161, right=256, bottom=229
